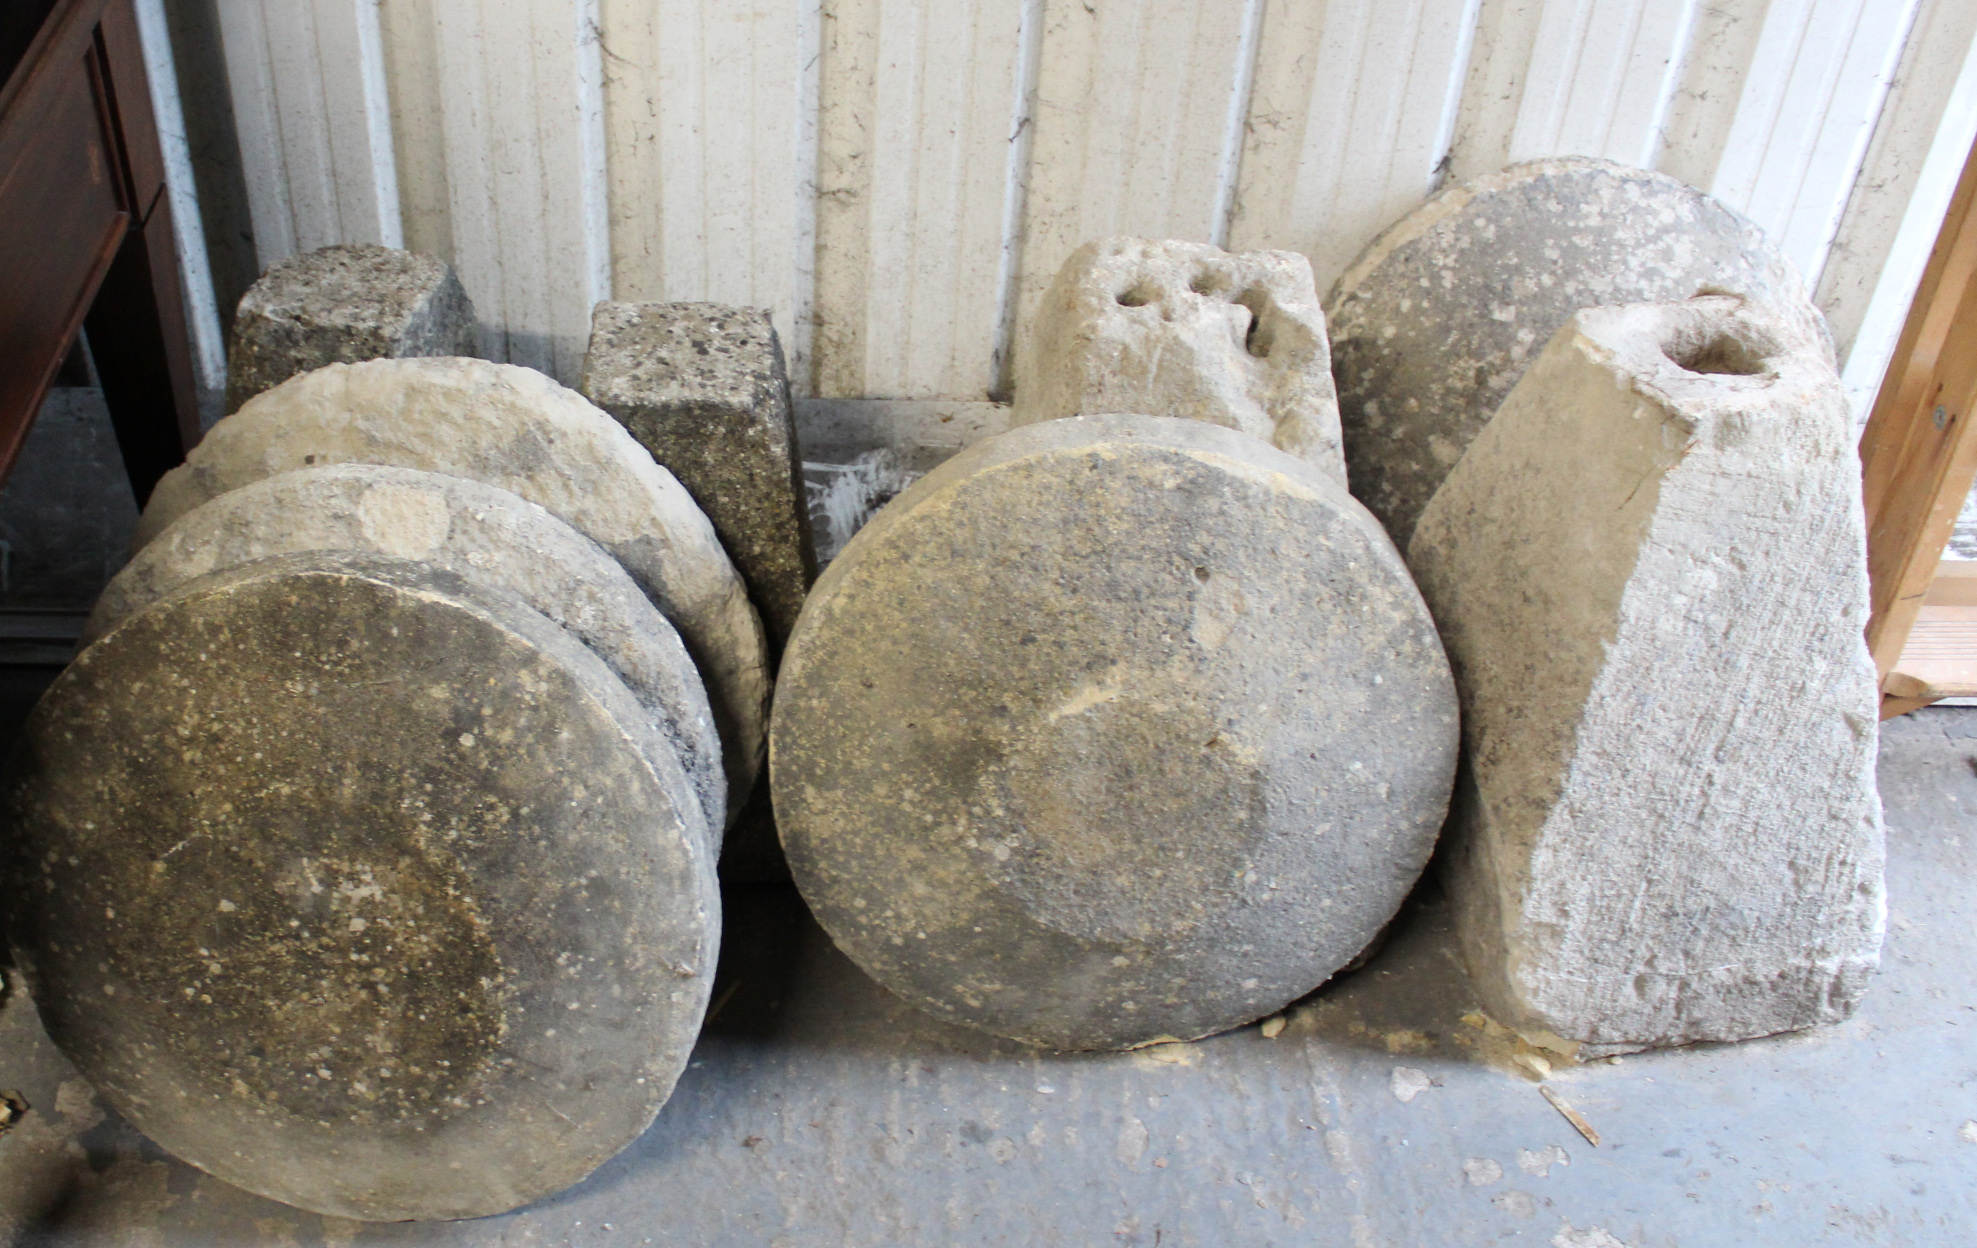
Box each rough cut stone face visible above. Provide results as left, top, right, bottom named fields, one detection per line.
left=582, top=302, right=819, bottom=650
left=1407, top=295, right=1884, bottom=1056
left=89, top=463, right=726, bottom=837
left=137, top=357, right=768, bottom=809
left=225, top=243, right=477, bottom=414
left=1014, top=238, right=1346, bottom=483
left=773, top=414, right=1457, bottom=1051
left=1328, top=157, right=1828, bottom=544
left=3, top=552, right=718, bottom=1221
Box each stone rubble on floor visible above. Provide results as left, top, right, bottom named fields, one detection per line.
left=1408, top=294, right=1885, bottom=1055
left=223, top=243, right=477, bottom=415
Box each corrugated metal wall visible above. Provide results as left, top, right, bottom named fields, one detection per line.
left=169, top=0, right=1977, bottom=413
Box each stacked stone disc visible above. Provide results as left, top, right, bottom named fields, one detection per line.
left=4, top=333, right=767, bottom=1214
left=776, top=236, right=1460, bottom=1052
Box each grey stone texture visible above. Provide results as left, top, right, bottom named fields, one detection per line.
left=1408, top=295, right=1884, bottom=1056
left=1327, top=157, right=1828, bottom=544
left=137, top=357, right=769, bottom=813
left=1014, top=238, right=1346, bottom=483
left=581, top=302, right=819, bottom=650
left=89, top=463, right=726, bottom=837
left=3, top=551, right=718, bottom=1220
left=224, top=243, right=477, bottom=414
left=773, top=414, right=1458, bottom=1051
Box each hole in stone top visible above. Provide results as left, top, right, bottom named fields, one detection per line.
left=1116, top=283, right=1159, bottom=307
left=1193, top=565, right=1210, bottom=582
left=1235, top=288, right=1274, bottom=358
left=1665, top=330, right=1769, bottom=376
left=1189, top=271, right=1222, bottom=296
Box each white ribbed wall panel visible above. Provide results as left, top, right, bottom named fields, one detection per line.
left=199, top=0, right=1969, bottom=405
left=216, top=0, right=401, bottom=262
left=1227, top=0, right=1478, bottom=297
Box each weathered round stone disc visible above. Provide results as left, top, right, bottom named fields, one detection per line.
left=91, top=463, right=727, bottom=837
left=771, top=414, right=1458, bottom=1051
left=4, top=552, right=718, bottom=1220
left=1326, top=156, right=1826, bottom=544
left=134, top=357, right=767, bottom=804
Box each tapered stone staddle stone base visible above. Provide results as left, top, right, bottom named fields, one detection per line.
left=1327, top=157, right=1824, bottom=544
left=3, top=552, right=717, bottom=1221
left=772, top=414, right=1458, bottom=1051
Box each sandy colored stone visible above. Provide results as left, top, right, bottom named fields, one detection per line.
left=3, top=551, right=717, bottom=1220
left=582, top=302, right=818, bottom=650
left=136, top=357, right=768, bottom=806
left=773, top=414, right=1457, bottom=1051
left=1408, top=295, right=1883, bottom=1055
left=89, top=463, right=725, bottom=837
left=225, top=243, right=476, bottom=414
left=1328, top=157, right=1828, bottom=543
left=1015, top=238, right=1345, bottom=482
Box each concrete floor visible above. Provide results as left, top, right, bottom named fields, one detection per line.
left=2, top=704, right=1973, bottom=1246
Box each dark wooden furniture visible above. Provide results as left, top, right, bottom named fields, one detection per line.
left=0, top=0, right=201, bottom=506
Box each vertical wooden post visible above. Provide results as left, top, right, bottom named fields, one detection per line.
left=1859, top=132, right=1977, bottom=719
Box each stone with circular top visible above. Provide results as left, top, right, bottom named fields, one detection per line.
left=771, top=414, right=1458, bottom=1051
left=92, top=463, right=726, bottom=837
left=135, top=357, right=767, bottom=805
left=1326, top=156, right=1826, bottom=545
left=4, top=551, right=718, bottom=1221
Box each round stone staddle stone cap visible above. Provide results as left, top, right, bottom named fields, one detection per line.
left=133, top=356, right=768, bottom=814
left=1325, top=155, right=1826, bottom=545
left=88, top=462, right=727, bottom=840
left=770, top=414, right=1459, bottom=1051
left=3, top=551, right=718, bottom=1221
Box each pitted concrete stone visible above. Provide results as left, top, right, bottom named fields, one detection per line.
left=582, top=302, right=818, bottom=650
left=773, top=414, right=1457, bottom=1051
left=1408, top=295, right=1883, bottom=1055
left=90, top=464, right=725, bottom=837
left=3, top=552, right=717, bottom=1220
left=1015, top=238, right=1345, bottom=482
left=1327, top=157, right=1827, bottom=543
left=136, top=357, right=768, bottom=808
left=225, top=243, right=477, bottom=414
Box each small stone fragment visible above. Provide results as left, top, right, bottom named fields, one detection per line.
left=1390, top=1067, right=1435, bottom=1103
left=137, top=357, right=768, bottom=814
left=1260, top=1015, right=1287, bottom=1039
left=773, top=415, right=1457, bottom=1050
left=1328, top=157, right=1826, bottom=543
left=1409, top=295, right=1883, bottom=1055
left=225, top=243, right=476, bottom=413
left=90, top=463, right=725, bottom=837
left=1015, top=238, right=1345, bottom=482
left=3, top=552, right=717, bottom=1221
left=582, top=302, right=818, bottom=649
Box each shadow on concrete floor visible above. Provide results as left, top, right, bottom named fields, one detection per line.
left=4, top=710, right=1976, bottom=1246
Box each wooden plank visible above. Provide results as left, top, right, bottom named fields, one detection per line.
left=599, top=0, right=801, bottom=347
left=1858, top=129, right=1977, bottom=713
left=1655, top=0, right=1771, bottom=190
left=1226, top=0, right=1477, bottom=298
left=810, top=0, right=1026, bottom=400
left=1708, top=0, right=1924, bottom=286
left=1010, top=0, right=1253, bottom=378
left=429, top=0, right=611, bottom=381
